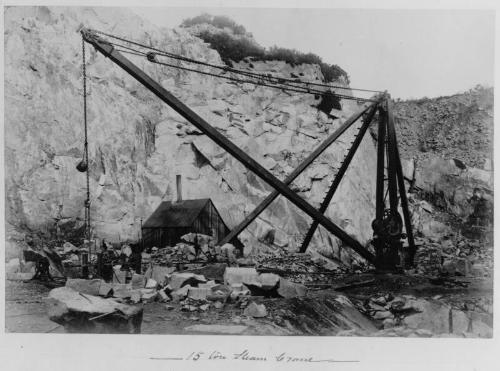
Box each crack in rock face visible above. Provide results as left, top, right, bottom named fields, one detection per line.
left=5, top=6, right=377, bottom=265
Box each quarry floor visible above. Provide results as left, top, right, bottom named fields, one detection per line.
left=5, top=274, right=493, bottom=336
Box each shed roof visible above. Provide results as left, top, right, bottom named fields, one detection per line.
left=142, top=199, right=211, bottom=228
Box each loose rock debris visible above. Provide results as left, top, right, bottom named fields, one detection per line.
left=6, top=229, right=494, bottom=337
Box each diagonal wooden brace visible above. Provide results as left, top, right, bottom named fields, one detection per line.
left=299, top=103, right=378, bottom=252
left=82, top=30, right=376, bottom=264
left=217, top=103, right=375, bottom=247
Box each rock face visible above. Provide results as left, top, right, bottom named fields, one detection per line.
left=5, top=6, right=377, bottom=264
left=401, top=155, right=493, bottom=241
left=413, top=156, right=493, bottom=220
left=393, top=86, right=493, bottom=169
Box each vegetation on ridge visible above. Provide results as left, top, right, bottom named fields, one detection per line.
left=180, top=14, right=350, bottom=84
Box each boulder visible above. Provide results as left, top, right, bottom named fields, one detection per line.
left=229, top=287, right=251, bottom=301
left=451, top=309, right=470, bottom=334
left=373, top=311, right=393, bottom=320
left=168, top=272, right=206, bottom=290
left=186, top=263, right=227, bottom=282
left=63, top=242, right=79, bottom=254
left=243, top=302, right=267, bottom=318
left=7, top=272, right=36, bottom=281
left=20, top=261, right=36, bottom=273
left=214, top=301, right=224, bottom=309
left=198, top=280, right=217, bottom=289
left=112, top=269, right=127, bottom=284
left=236, top=257, right=257, bottom=266
left=65, top=279, right=103, bottom=296
left=188, top=287, right=211, bottom=301
left=6, top=258, right=21, bottom=274
left=224, top=267, right=259, bottom=285
left=243, top=273, right=280, bottom=296
left=130, top=274, right=145, bottom=289
left=145, top=278, right=158, bottom=289
left=171, top=285, right=192, bottom=302
left=144, top=265, right=175, bottom=286
left=121, top=245, right=132, bottom=257
left=181, top=233, right=213, bottom=245
left=141, top=291, right=158, bottom=303
left=221, top=243, right=236, bottom=255
left=382, top=318, right=395, bottom=329
left=257, top=273, right=280, bottom=290
left=98, top=282, right=114, bottom=297
left=112, top=284, right=134, bottom=299
left=158, top=289, right=170, bottom=302
left=130, top=290, right=142, bottom=304
left=454, top=258, right=471, bottom=276
left=277, top=278, right=307, bottom=298
left=471, top=263, right=486, bottom=277
left=441, top=259, right=457, bottom=275
left=45, top=287, right=143, bottom=333
left=206, top=284, right=232, bottom=302
left=402, top=300, right=450, bottom=334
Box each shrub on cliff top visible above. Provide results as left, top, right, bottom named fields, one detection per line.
left=181, top=13, right=248, bottom=35
left=182, top=15, right=350, bottom=83
left=197, top=31, right=265, bottom=64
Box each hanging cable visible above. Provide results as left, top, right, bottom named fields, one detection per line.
left=82, top=35, right=91, bottom=242
left=91, top=28, right=383, bottom=95
left=109, top=41, right=375, bottom=102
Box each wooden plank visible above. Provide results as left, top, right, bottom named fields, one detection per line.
left=375, top=106, right=387, bottom=221
left=385, top=99, right=399, bottom=212
left=299, top=103, right=378, bottom=252
left=388, top=105, right=417, bottom=267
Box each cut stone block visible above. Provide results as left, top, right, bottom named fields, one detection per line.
left=224, top=267, right=258, bottom=285
left=130, top=274, right=145, bottom=289
left=171, top=285, right=191, bottom=302
left=168, top=273, right=206, bottom=291
left=145, top=278, right=158, bottom=289
left=98, top=282, right=114, bottom=297
left=243, top=302, right=267, bottom=318
left=144, top=266, right=175, bottom=286
left=188, top=287, right=211, bottom=301
left=65, top=279, right=103, bottom=296
left=277, top=278, right=307, bottom=298
left=186, top=263, right=227, bottom=282
left=45, top=287, right=143, bottom=333
left=112, top=283, right=134, bottom=299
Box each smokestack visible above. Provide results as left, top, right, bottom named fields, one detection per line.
left=176, top=174, right=182, bottom=202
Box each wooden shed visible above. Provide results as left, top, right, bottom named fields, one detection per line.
left=141, top=198, right=240, bottom=250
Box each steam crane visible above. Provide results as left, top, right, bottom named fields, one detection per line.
left=78, top=27, right=416, bottom=271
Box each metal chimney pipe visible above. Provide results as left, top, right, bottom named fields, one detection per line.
left=176, top=174, right=182, bottom=202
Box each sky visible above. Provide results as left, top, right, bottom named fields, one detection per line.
left=132, top=7, right=494, bottom=100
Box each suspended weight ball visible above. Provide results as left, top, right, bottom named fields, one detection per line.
left=76, top=159, right=88, bottom=172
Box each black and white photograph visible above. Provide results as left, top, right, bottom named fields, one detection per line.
left=1, top=1, right=498, bottom=369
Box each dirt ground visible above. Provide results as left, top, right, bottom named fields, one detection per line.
left=5, top=273, right=493, bottom=336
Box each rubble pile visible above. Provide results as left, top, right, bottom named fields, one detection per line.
left=43, top=265, right=311, bottom=332
left=353, top=294, right=493, bottom=338
left=410, top=235, right=493, bottom=278
left=53, top=241, right=97, bottom=277
left=254, top=251, right=348, bottom=285
left=148, top=234, right=237, bottom=266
